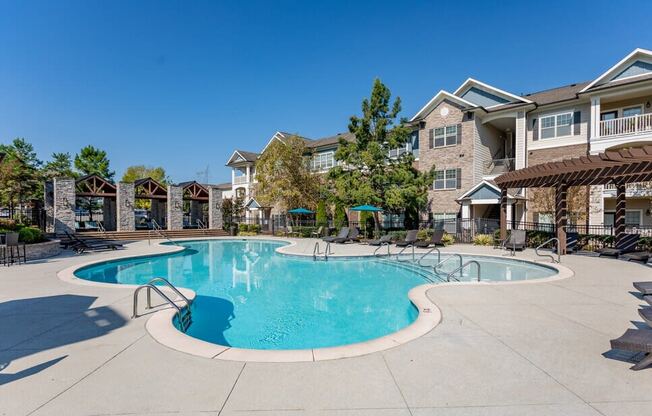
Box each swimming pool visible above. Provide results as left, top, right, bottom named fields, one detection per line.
left=74, top=239, right=557, bottom=350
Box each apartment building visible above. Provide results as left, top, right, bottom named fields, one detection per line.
left=412, top=48, right=652, bottom=228
left=225, top=48, right=652, bottom=228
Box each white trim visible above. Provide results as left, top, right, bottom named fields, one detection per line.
left=226, top=150, right=256, bottom=165
left=453, top=78, right=533, bottom=105
left=260, top=131, right=289, bottom=155
left=528, top=137, right=587, bottom=151
left=580, top=48, right=652, bottom=92
left=455, top=180, right=516, bottom=202
left=410, top=90, right=476, bottom=121
left=603, top=209, right=643, bottom=226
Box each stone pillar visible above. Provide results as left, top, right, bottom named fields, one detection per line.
left=44, top=181, right=55, bottom=233
left=103, top=197, right=117, bottom=231
left=555, top=184, right=568, bottom=255
left=208, top=187, right=223, bottom=230
left=117, top=182, right=135, bottom=232
left=167, top=185, right=184, bottom=230
left=615, top=183, right=627, bottom=247
left=53, top=178, right=76, bottom=236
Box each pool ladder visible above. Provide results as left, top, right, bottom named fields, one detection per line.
left=535, top=238, right=561, bottom=263
left=313, top=241, right=333, bottom=260
left=132, top=277, right=193, bottom=332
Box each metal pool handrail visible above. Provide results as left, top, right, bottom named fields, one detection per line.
left=313, top=241, right=333, bottom=260
left=535, top=237, right=560, bottom=263
left=417, top=247, right=441, bottom=267
left=433, top=253, right=463, bottom=275
left=144, top=277, right=192, bottom=309
left=374, top=243, right=391, bottom=257
left=446, top=260, right=481, bottom=282
left=396, top=245, right=416, bottom=262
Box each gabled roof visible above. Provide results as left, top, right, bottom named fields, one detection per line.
left=580, top=48, right=652, bottom=92
left=134, top=177, right=167, bottom=199
left=410, top=90, right=476, bottom=121
left=306, top=132, right=355, bottom=149
left=456, top=180, right=518, bottom=202
left=226, top=150, right=258, bottom=166
left=453, top=78, right=532, bottom=108
left=260, top=131, right=311, bottom=154
left=76, top=174, right=117, bottom=197
left=178, top=181, right=209, bottom=200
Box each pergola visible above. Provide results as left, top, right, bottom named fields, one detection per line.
left=134, top=177, right=167, bottom=200
left=75, top=174, right=116, bottom=198
left=494, top=145, right=652, bottom=255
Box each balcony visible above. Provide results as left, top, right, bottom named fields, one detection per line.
left=484, top=158, right=515, bottom=177
left=233, top=176, right=249, bottom=185
left=603, top=181, right=652, bottom=197
left=599, top=113, right=652, bottom=138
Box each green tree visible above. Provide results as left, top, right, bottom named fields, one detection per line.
left=0, top=138, right=42, bottom=212
left=328, top=79, right=434, bottom=226
left=255, top=135, right=320, bottom=211
left=333, top=202, right=347, bottom=229
left=221, top=196, right=245, bottom=231
left=121, top=165, right=169, bottom=184
left=43, top=152, right=77, bottom=179
left=74, top=145, right=114, bottom=181
left=315, top=200, right=328, bottom=227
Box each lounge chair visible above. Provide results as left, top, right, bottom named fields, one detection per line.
left=334, top=227, right=359, bottom=244
left=367, top=234, right=392, bottom=246
left=414, top=230, right=445, bottom=248
left=322, top=227, right=349, bottom=243
left=310, top=226, right=324, bottom=238
left=610, top=328, right=652, bottom=370
left=634, top=282, right=652, bottom=296
left=599, top=234, right=640, bottom=257
left=639, top=307, right=652, bottom=327
left=566, top=232, right=579, bottom=253
left=284, top=226, right=300, bottom=237
left=395, top=230, right=418, bottom=247
left=621, top=251, right=651, bottom=263
left=64, top=232, right=123, bottom=254
left=646, top=295, right=652, bottom=307
left=502, top=229, right=526, bottom=253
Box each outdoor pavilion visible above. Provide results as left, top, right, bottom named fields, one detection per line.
left=75, top=174, right=117, bottom=231
left=179, top=181, right=209, bottom=227
left=134, top=177, right=168, bottom=228
left=494, top=145, right=652, bottom=255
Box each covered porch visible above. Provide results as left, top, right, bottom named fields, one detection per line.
left=495, top=145, right=652, bottom=254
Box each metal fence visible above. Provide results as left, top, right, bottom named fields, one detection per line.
left=0, top=207, right=46, bottom=230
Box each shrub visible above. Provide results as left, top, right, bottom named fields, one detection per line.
left=238, top=231, right=258, bottom=236
left=417, top=228, right=433, bottom=241
left=0, top=219, right=19, bottom=231
left=333, top=202, right=347, bottom=229
left=18, top=227, right=45, bottom=244
left=298, top=226, right=318, bottom=238
left=473, top=234, right=493, bottom=246
left=441, top=233, right=455, bottom=246
left=251, top=224, right=261, bottom=234
left=387, top=230, right=407, bottom=241
left=316, top=201, right=328, bottom=228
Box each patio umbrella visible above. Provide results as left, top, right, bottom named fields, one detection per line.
left=287, top=208, right=315, bottom=229
left=350, top=205, right=383, bottom=237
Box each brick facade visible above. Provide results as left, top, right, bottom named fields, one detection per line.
left=418, top=99, right=475, bottom=215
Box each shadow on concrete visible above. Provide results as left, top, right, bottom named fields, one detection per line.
left=0, top=294, right=127, bottom=385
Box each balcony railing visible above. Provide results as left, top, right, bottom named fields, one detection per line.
left=233, top=176, right=249, bottom=185
left=599, top=113, right=652, bottom=138
left=484, top=158, right=515, bottom=176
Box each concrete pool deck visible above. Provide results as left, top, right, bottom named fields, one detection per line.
left=1, top=237, right=652, bottom=415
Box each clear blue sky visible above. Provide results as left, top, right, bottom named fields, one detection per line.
left=1, top=0, right=651, bottom=183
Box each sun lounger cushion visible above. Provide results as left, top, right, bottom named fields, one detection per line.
left=634, top=282, right=652, bottom=296
left=622, top=252, right=651, bottom=262
left=639, top=308, right=652, bottom=327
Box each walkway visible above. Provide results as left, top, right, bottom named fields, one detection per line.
left=1, top=237, right=651, bottom=415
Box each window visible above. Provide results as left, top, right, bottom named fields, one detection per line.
left=311, top=151, right=335, bottom=172
left=623, top=106, right=643, bottom=118
left=540, top=112, right=573, bottom=139
left=434, top=168, right=458, bottom=190
left=604, top=210, right=642, bottom=226
left=431, top=125, right=457, bottom=148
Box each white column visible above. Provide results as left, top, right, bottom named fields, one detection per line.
left=515, top=111, right=526, bottom=169
left=590, top=96, right=601, bottom=141
left=246, top=165, right=251, bottom=183
left=231, top=168, right=235, bottom=184
left=461, top=203, right=471, bottom=220
left=589, top=185, right=605, bottom=226
left=506, top=202, right=513, bottom=224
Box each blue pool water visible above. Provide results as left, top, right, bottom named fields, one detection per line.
left=74, top=239, right=556, bottom=350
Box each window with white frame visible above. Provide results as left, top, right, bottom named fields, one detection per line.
left=433, top=168, right=458, bottom=190
left=311, top=151, right=335, bottom=172
left=432, top=125, right=458, bottom=148
left=540, top=112, right=573, bottom=139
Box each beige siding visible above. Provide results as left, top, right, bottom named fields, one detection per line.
left=526, top=102, right=591, bottom=152
left=473, top=118, right=503, bottom=182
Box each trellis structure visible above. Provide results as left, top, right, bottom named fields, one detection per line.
left=494, top=145, right=652, bottom=254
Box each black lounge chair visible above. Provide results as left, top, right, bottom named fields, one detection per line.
left=367, top=234, right=392, bottom=246
left=634, top=282, right=652, bottom=296
left=610, top=328, right=652, bottom=370
left=503, top=230, right=526, bottom=253
left=395, top=230, right=418, bottom=247
left=322, top=227, right=349, bottom=243
left=639, top=307, right=652, bottom=327
left=65, top=232, right=123, bottom=254
left=599, top=234, right=640, bottom=257
left=334, top=227, right=359, bottom=244
left=414, top=230, right=445, bottom=248
left=566, top=232, right=579, bottom=253
left=621, top=251, right=651, bottom=263
left=646, top=295, right=652, bottom=307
